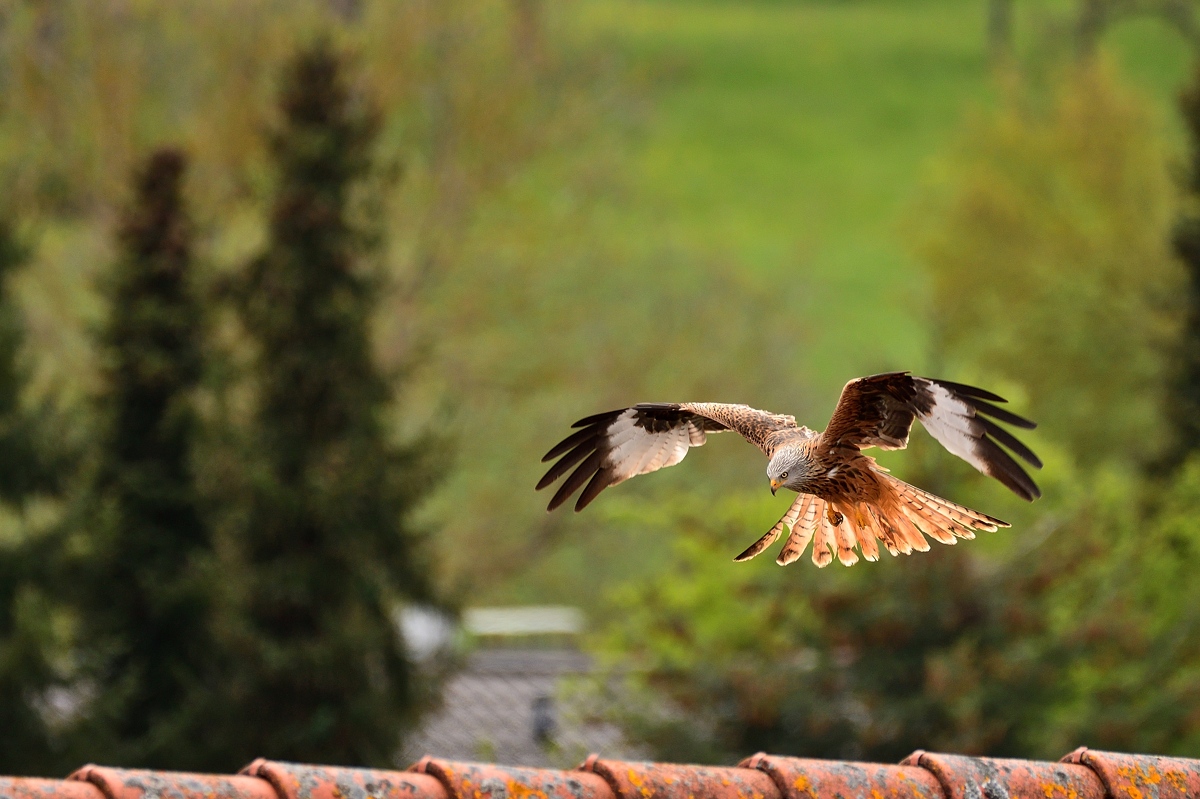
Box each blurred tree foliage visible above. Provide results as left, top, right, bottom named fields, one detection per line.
left=1031, top=457, right=1200, bottom=756
left=592, top=62, right=1200, bottom=761
left=62, top=150, right=219, bottom=768
left=208, top=42, right=439, bottom=766
left=595, top=458, right=1200, bottom=761
left=0, top=219, right=70, bottom=775
left=0, top=0, right=562, bottom=772
left=0, top=0, right=580, bottom=600
left=594, top=495, right=1064, bottom=762
left=0, top=0, right=555, bottom=409
left=0, top=0, right=545, bottom=218
left=919, top=62, right=1182, bottom=467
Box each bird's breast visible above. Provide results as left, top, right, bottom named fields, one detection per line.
left=798, top=457, right=884, bottom=503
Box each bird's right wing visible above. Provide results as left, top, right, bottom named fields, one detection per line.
left=537, top=402, right=798, bottom=512
left=821, top=372, right=1042, bottom=500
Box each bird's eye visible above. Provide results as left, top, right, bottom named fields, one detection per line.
left=781, top=471, right=788, bottom=479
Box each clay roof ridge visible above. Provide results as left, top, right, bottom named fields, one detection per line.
left=0, top=747, right=1197, bottom=799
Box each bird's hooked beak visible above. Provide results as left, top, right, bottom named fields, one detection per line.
left=770, top=478, right=781, bottom=495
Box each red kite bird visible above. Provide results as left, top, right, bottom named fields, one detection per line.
left=537, top=372, right=1041, bottom=567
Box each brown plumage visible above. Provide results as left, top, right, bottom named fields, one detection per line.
left=537, top=372, right=1042, bottom=567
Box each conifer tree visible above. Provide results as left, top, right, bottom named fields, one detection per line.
left=219, top=41, right=434, bottom=765
left=70, top=149, right=215, bottom=767
left=0, top=220, right=69, bottom=775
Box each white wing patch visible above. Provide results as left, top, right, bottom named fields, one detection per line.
left=605, top=410, right=708, bottom=484
left=915, top=381, right=989, bottom=475
left=539, top=402, right=762, bottom=512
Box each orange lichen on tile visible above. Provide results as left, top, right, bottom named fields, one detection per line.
left=1064, top=747, right=1200, bottom=799
left=415, top=758, right=611, bottom=799
left=745, top=753, right=941, bottom=799
left=584, top=758, right=779, bottom=799
left=241, top=759, right=445, bottom=799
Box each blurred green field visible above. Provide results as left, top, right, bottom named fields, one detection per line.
left=572, top=0, right=987, bottom=381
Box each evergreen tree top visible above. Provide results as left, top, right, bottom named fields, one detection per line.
left=270, top=41, right=376, bottom=210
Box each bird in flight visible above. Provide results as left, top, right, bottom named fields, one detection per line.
left=536, top=372, right=1041, bottom=567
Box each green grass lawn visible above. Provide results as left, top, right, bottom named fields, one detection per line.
left=572, top=0, right=992, bottom=381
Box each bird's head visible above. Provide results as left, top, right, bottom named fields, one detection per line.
left=766, top=446, right=807, bottom=495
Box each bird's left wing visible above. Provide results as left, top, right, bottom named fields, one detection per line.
left=537, top=402, right=798, bottom=512
left=820, top=372, right=1043, bottom=501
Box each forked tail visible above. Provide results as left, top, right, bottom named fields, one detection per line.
left=734, top=473, right=1008, bottom=568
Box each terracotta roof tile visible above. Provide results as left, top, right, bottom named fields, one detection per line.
left=582, top=755, right=780, bottom=799
left=0, top=779, right=103, bottom=799
left=901, top=751, right=1106, bottom=799
left=412, top=757, right=609, bottom=799
left=742, top=753, right=942, bottom=799
left=1063, top=747, right=1200, bottom=799
left=68, top=766, right=277, bottom=799
left=242, top=759, right=445, bottom=799
left=1, top=747, right=1198, bottom=799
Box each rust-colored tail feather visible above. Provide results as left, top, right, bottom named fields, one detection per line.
left=891, top=508, right=932, bottom=552
left=892, top=479, right=1006, bottom=532
left=810, top=503, right=836, bottom=567
left=776, top=495, right=822, bottom=566
left=858, top=506, right=882, bottom=562
left=734, top=474, right=1010, bottom=568
left=901, top=504, right=955, bottom=545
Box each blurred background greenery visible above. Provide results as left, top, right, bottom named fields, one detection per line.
left=1, top=0, right=1200, bottom=776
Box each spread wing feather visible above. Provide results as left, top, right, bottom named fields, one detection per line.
left=538, top=402, right=799, bottom=512
left=821, top=372, right=1042, bottom=501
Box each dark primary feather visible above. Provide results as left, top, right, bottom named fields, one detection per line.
left=577, top=468, right=615, bottom=509
left=929, top=378, right=1007, bottom=403
left=976, top=416, right=1042, bottom=468
left=547, top=450, right=604, bottom=511
left=541, top=426, right=601, bottom=462
left=535, top=438, right=597, bottom=491
left=570, top=409, right=621, bottom=429
left=975, top=436, right=1040, bottom=501
left=965, top=398, right=1036, bottom=430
